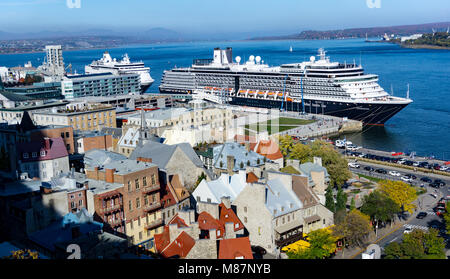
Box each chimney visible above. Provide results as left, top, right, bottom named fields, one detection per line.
left=209, top=229, right=217, bottom=241
left=245, top=142, right=251, bottom=152
left=220, top=196, right=231, bottom=209
left=44, top=137, right=51, bottom=150
left=225, top=222, right=236, bottom=239
left=313, top=157, right=322, bottom=167
left=71, top=226, right=81, bottom=240
left=105, top=168, right=115, bottom=183
left=137, top=157, right=152, bottom=163
left=168, top=223, right=179, bottom=243
left=227, top=155, right=235, bottom=175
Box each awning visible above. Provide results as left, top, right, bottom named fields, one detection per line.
left=304, top=215, right=321, bottom=224
left=275, top=219, right=303, bottom=234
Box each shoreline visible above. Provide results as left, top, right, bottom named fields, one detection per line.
left=400, top=44, right=450, bottom=50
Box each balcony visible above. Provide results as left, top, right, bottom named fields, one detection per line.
left=145, top=218, right=163, bottom=230
left=142, top=184, right=160, bottom=194
left=275, top=232, right=304, bottom=248
left=99, top=204, right=122, bottom=214
left=143, top=202, right=161, bottom=212
left=109, top=218, right=124, bottom=227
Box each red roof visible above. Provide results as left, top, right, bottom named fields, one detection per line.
left=254, top=140, right=283, bottom=161
left=234, top=135, right=257, bottom=144
left=154, top=214, right=191, bottom=257
left=246, top=172, right=259, bottom=183
left=17, top=137, right=68, bottom=163
left=218, top=237, right=253, bottom=259
left=219, top=203, right=245, bottom=232
left=159, top=231, right=195, bottom=258
left=198, top=211, right=225, bottom=239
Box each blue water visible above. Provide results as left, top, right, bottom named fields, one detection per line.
left=1, top=39, right=449, bottom=159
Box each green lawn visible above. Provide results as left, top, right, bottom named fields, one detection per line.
left=245, top=117, right=315, bottom=135
left=356, top=174, right=383, bottom=183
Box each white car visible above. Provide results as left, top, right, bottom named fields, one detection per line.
left=401, top=176, right=412, bottom=183
left=348, top=162, right=360, bottom=168
left=397, top=159, right=407, bottom=165
left=403, top=227, right=413, bottom=234
left=440, top=166, right=449, bottom=171
left=389, top=171, right=401, bottom=176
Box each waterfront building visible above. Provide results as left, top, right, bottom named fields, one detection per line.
left=0, top=98, right=69, bottom=124
left=61, top=73, right=141, bottom=100
left=5, top=82, right=62, bottom=100
left=32, top=102, right=116, bottom=131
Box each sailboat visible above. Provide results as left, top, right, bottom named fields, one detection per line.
left=289, top=46, right=293, bottom=52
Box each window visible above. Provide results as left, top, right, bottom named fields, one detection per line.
left=151, top=174, right=156, bottom=185
left=79, top=200, right=83, bottom=206
left=128, top=200, right=132, bottom=211
left=244, top=217, right=247, bottom=223
left=143, top=176, right=147, bottom=186
left=128, top=181, right=132, bottom=192
left=135, top=179, right=140, bottom=190
left=144, top=196, right=148, bottom=206
left=70, top=195, right=74, bottom=199
left=139, top=232, right=142, bottom=240
left=136, top=198, right=140, bottom=209
left=138, top=218, right=141, bottom=226
left=23, top=153, right=29, bottom=159
left=71, top=202, right=75, bottom=209
left=61, top=132, right=65, bottom=138
left=130, top=221, right=133, bottom=230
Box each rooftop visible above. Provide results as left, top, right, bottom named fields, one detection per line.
left=213, top=142, right=266, bottom=171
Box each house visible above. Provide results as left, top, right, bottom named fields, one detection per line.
left=130, top=141, right=208, bottom=190
left=192, top=171, right=247, bottom=204
left=16, top=137, right=70, bottom=181
left=84, top=155, right=163, bottom=250
left=287, top=157, right=330, bottom=204
left=73, top=130, right=113, bottom=154
left=233, top=171, right=334, bottom=254
left=159, top=172, right=191, bottom=225
left=154, top=200, right=252, bottom=259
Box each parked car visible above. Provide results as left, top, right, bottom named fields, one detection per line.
left=434, top=179, right=446, bottom=187
left=416, top=212, right=428, bottom=219
left=420, top=177, right=433, bottom=183
left=376, top=168, right=387, bottom=174
left=389, top=171, right=401, bottom=177
left=364, top=166, right=375, bottom=172
left=404, top=174, right=417, bottom=180
left=430, top=193, right=438, bottom=199
left=348, top=162, right=360, bottom=168
left=401, top=176, right=413, bottom=183
left=251, top=246, right=267, bottom=255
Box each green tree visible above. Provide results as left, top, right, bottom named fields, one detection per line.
left=335, top=186, right=347, bottom=212
left=384, top=229, right=446, bottom=259
left=325, top=184, right=335, bottom=213
left=193, top=173, right=207, bottom=191
left=350, top=197, right=356, bottom=211
left=361, top=190, right=400, bottom=228
left=289, top=143, right=311, bottom=163
left=444, top=202, right=450, bottom=232
left=332, top=209, right=371, bottom=248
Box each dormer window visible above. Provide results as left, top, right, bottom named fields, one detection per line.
left=32, top=152, right=37, bottom=158
left=23, top=153, right=29, bottom=159
left=40, top=151, right=46, bottom=157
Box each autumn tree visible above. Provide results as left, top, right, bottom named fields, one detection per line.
left=286, top=228, right=337, bottom=259
left=3, top=249, right=39, bottom=259
left=289, top=143, right=311, bottom=163
left=379, top=180, right=417, bottom=214
left=278, top=135, right=294, bottom=157
left=444, top=202, right=450, bottom=232
left=332, top=209, right=372, bottom=248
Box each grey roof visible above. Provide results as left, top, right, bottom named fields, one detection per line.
left=213, top=142, right=266, bottom=171
left=266, top=178, right=303, bottom=218
left=86, top=178, right=124, bottom=195
left=130, top=141, right=203, bottom=169
left=0, top=180, right=42, bottom=197
left=299, top=162, right=330, bottom=182
left=101, top=127, right=123, bottom=139
left=84, top=149, right=127, bottom=169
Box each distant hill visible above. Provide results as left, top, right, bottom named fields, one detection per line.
left=251, top=22, right=450, bottom=40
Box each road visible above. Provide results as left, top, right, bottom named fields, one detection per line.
left=348, top=165, right=449, bottom=259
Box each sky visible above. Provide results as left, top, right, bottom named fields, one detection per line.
left=0, top=0, right=449, bottom=35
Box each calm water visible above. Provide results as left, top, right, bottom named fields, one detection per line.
left=1, top=39, right=449, bottom=159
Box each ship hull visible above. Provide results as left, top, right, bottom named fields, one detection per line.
left=229, top=97, right=409, bottom=125
left=141, top=82, right=153, bottom=93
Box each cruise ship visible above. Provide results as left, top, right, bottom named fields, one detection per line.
left=85, top=52, right=154, bottom=93
left=159, top=48, right=413, bottom=125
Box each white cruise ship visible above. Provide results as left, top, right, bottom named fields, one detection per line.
left=159, top=48, right=413, bottom=125
left=85, top=52, right=154, bottom=93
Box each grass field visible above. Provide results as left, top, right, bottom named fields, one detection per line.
left=245, top=117, right=316, bottom=135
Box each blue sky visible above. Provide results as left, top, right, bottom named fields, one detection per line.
left=0, top=0, right=449, bottom=34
